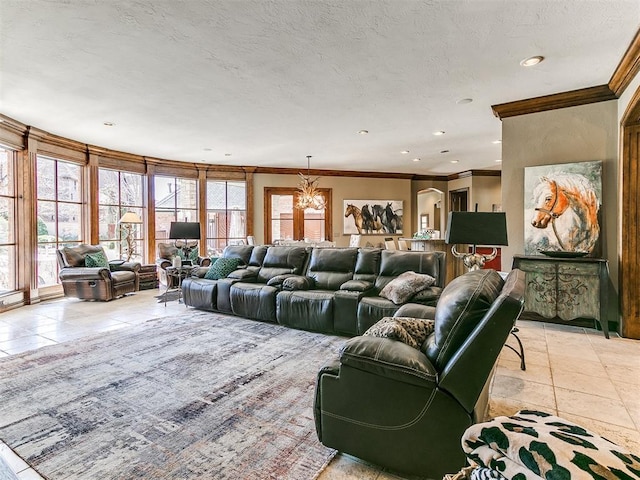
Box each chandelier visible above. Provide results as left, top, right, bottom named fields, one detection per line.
left=296, top=155, right=326, bottom=210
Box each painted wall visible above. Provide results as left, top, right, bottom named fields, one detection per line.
left=253, top=173, right=412, bottom=246
left=501, top=100, right=619, bottom=291
left=471, top=176, right=501, bottom=212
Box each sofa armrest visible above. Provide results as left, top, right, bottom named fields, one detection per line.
left=109, top=261, right=140, bottom=273
left=156, top=258, right=172, bottom=270
left=394, top=303, right=436, bottom=320
left=340, top=279, right=374, bottom=292
left=266, top=273, right=298, bottom=289
left=198, top=256, right=211, bottom=267
left=339, top=336, right=437, bottom=388
left=59, top=267, right=111, bottom=281
left=282, top=275, right=315, bottom=291
left=227, top=269, right=257, bottom=281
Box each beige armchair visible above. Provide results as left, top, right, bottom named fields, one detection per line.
left=57, top=244, right=140, bottom=301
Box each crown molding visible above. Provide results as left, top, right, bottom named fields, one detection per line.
left=447, top=170, right=501, bottom=180
left=254, top=166, right=416, bottom=180
left=609, top=27, right=640, bottom=96
left=491, top=85, right=617, bottom=119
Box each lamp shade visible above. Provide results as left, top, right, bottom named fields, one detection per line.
left=169, top=221, right=201, bottom=240
left=119, top=211, right=142, bottom=224
left=445, top=212, right=508, bottom=246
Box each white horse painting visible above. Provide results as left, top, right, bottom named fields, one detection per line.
left=524, top=164, right=602, bottom=255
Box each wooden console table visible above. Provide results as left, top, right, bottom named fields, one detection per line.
left=512, top=255, right=610, bottom=338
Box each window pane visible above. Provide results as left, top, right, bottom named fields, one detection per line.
left=0, top=197, right=14, bottom=243
left=37, top=157, right=56, bottom=200
left=228, top=181, right=246, bottom=210
left=176, top=209, right=197, bottom=223
left=271, top=194, right=294, bottom=241
left=0, top=245, right=15, bottom=293
left=37, top=200, right=57, bottom=238
left=58, top=203, right=81, bottom=241
left=98, top=205, right=119, bottom=241
left=176, top=178, right=197, bottom=209
left=122, top=173, right=143, bottom=206
left=0, top=152, right=14, bottom=196
left=155, top=176, right=174, bottom=208
left=99, top=169, right=119, bottom=204
left=57, top=162, right=81, bottom=202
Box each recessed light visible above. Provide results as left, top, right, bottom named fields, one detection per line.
left=456, top=98, right=473, bottom=104
left=400, top=150, right=410, bottom=154
left=440, top=150, right=450, bottom=154
left=103, top=122, right=115, bottom=127
left=520, top=55, right=544, bottom=67
left=495, top=159, right=502, bottom=163
left=224, top=153, right=232, bottom=157
left=450, top=160, right=459, bottom=164
left=492, top=140, right=502, bottom=144
left=358, top=130, right=369, bottom=135
left=412, top=158, right=420, bottom=162
left=203, top=148, right=212, bottom=152
left=433, top=130, right=445, bottom=136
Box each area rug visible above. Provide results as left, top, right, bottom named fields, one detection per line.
left=0, top=311, right=345, bottom=479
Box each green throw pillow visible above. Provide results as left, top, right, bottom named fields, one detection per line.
left=178, top=248, right=199, bottom=263
left=204, top=257, right=241, bottom=280
left=85, top=251, right=109, bottom=268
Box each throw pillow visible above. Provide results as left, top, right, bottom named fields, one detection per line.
left=379, top=271, right=436, bottom=305
left=85, top=251, right=109, bottom=268
left=204, top=257, right=241, bottom=280
left=364, top=317, right=435, bottom=349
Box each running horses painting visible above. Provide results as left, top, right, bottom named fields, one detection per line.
left=524, top=161, right=602, bottom=256
left=344, top=200, right=403, bottom=235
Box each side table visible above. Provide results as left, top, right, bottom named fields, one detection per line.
left=164, top=265, right=195, bottom=306
left=138, top=264, right=159, bottom=290
left=512, top=255, right=610, bottom=338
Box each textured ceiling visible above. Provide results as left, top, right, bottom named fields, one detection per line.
left=1, top=0, right=638, bottom=174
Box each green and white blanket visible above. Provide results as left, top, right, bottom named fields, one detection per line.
left=461, top=410, right=640, bottom=480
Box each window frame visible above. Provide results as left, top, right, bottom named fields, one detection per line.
left=264, top=187, right=332, bottom=244
left=0, top=146, right=17, bottom=294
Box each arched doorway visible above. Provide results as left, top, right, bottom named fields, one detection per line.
left=620, top=85, right=640, bottom=339
left=416, top=188, right=444, bottom=237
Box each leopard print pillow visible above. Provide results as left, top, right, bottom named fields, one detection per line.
left=364, top=316, right=435, bottom=349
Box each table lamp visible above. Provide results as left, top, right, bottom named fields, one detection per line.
left=168, top=221, right=201, bottom=263
left=445, top=211, right=508, bottom=271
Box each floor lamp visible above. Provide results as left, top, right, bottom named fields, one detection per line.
left=119, top=212, right=143, bottom=262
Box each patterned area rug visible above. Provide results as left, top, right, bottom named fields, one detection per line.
left=0, top=312, right=344, bottom=479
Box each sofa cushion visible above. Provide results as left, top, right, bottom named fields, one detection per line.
left=424, top=269, right=504, bottom=371
left=364, top=316, right=435, bottom=349
left=85, top=250, right=109, bottom=268
left=379, top=271, right=435, bottom=305
left=204, top=257, right=241, bottom=280
left=222, top=244, right=254, bottom=266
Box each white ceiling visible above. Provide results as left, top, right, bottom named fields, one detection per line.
left=1, top=0, right=638, bottom=175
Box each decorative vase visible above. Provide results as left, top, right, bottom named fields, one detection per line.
left=172, top=255, right=182, bottom=269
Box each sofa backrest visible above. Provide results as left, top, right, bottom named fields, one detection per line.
left=306, top=248, right=358, bottom=290
left=438, top=269, right=525, bottom=413
left=353, top=248, right=382, bottom=283
left=257, top=246, right=309, bottom=283
left=222, top=245, right=255, bottom=266
left=423, top=269, right=504, bottom=371
left=374, top=251, right=445, bottom=291
left=247, top=245, right=269, bottom=272
left=57, top=244, right=106, bottom=268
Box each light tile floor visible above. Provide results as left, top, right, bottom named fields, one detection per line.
left=0, top=289, right=638, bottom=479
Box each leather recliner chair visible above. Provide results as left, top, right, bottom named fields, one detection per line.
left=57, top=244, right=141, bottom=301
left=313, top=269, right=525, bottom=479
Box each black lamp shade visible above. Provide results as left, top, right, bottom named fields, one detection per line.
left=445, top=212, right=508, bottom=246
left=169, top=222, right=201, bottom=240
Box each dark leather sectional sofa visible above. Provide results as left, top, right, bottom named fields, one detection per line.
left=181, top=245, right=446, bottom=336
